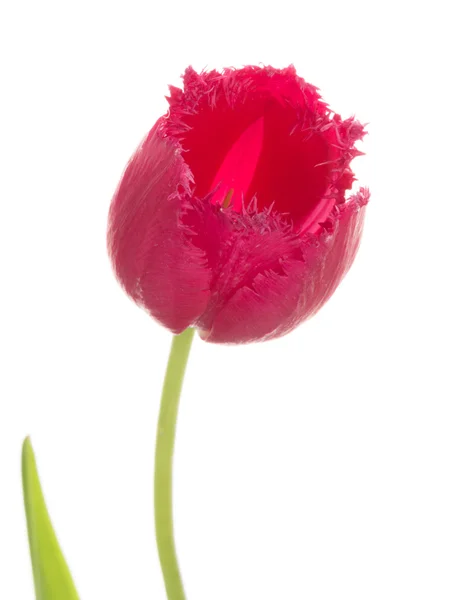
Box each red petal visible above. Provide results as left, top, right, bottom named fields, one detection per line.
left=197, top=189, right=369, bottom=344
left=107, top=122, right=211, bottom=333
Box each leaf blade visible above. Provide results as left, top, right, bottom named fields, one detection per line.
left=22, top=437, right=80, bottom=600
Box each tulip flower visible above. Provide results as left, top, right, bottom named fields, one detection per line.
left=106, top=65, right=369, bottom=600
left=17, top=65, right=369, bottom=600
left=108, top=65, right=369, bottom=344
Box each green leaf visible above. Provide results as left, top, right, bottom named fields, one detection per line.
left=22, top=437, right=80, bottom=600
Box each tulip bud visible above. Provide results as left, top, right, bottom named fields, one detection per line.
left=108, top=65, right=369, bottom=343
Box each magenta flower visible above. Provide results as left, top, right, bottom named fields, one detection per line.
left=108, top=65, right=369, bottom=343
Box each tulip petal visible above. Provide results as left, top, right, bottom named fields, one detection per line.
left=198, top=189, right=369, bottom=344
left=108, top=124, right=211, bottom=333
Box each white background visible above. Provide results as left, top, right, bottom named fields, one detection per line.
left=1, top=0, right=449, bottom=598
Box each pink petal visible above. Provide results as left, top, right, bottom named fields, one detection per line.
left=197, top=189, right=369, bottom=344
left=107, top=122, right=211, bottom=333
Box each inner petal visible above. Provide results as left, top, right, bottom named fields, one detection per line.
left=246, top=99, right=332, bottom=230
left=209, top=117, right=264, bottom=212
left=173, top=81, right=335, bottom=230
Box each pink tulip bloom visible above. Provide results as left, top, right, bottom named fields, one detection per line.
left=108, top=65, right=369, bottom=343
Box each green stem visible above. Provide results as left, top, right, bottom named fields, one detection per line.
left=154, top=327, right=195, bottom=600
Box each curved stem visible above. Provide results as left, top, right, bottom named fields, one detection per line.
left=154, top=327, right=195, bottom=600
